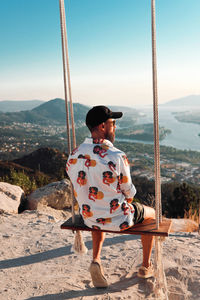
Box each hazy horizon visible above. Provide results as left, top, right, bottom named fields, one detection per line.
left=0, top=95, right=200, bottom=114
left=1, top=0, right=200, bottom=106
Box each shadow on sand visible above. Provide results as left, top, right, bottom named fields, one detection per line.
left=26, top=272, right=154, bottom=300
left=0, top=234, right=139, bottom=270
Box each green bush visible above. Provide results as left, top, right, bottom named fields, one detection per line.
left=3, top=168, right=36, bottom=194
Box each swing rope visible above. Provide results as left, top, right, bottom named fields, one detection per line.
left=151, top=0, right=162, bottom=229
left=59, top=0, right=87, bottom=254
left=59, top=0, right=71, bottom=154
left=60, top=0, right=76, bottom=150
left=151, top=1, right=168, bottom=298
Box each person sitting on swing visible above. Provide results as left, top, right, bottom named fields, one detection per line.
left=67, top=105, right=155, bottom=288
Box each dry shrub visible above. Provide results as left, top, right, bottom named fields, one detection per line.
left=184, top=207, right=199, bottom=223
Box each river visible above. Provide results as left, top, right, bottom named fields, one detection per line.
left=122, top=106, right=200, bottom=152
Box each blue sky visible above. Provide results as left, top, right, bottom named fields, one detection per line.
left=0, top=0, right=200, bottom=106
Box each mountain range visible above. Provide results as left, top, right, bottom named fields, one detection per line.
left=163, top=95, right=200, bottom=107
left=0, top=99, right=89, bottom=125
left=0, top=100, right=44, bottom=112
left=0, top=98, right=139, bottom=126
left=0, top=95, right=199, bottom=126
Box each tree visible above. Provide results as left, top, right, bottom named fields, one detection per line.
left=170, top=182, right=199, bottom=218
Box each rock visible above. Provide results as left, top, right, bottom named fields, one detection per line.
left=0, top=182, right=25, bottom=213
left=27, top=179, right=73, bottom=210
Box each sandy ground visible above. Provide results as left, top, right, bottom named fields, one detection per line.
left=0, top=209, right=199, bottom=300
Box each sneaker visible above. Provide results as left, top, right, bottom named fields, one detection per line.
left=89, top=260, right=108, bottom=288
left=137, top=263, right=154, bottom=279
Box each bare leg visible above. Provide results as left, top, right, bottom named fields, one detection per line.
left=90, top=231, right=108, bottom=287
left=91, top=231, right=105, bottom=262
left=141, top=234, right=154, bottom=268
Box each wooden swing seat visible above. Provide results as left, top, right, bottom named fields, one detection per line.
left=61, top=215, right=172, bottom=237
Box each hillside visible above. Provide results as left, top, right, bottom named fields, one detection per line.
left=12, top=147, right=68, bottom=178
left=163, top=95, right=200, bottom=107
left=0, top=99, right=140, bottom=126
left=32, top=99, right=89, bottom=125
left=0, top=160, right=37, bottom=179
left=0, top=99, right=89, bottom=125
left=0, top=148, right=69, bottom=194
left=116, top=123, right=171, bottom=141
left=173, top=111, right=200, bottom=125
left=0, top=100, right=44, bottom=112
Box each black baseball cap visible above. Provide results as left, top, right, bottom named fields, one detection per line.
left=86, top=105, right=123, bottom=130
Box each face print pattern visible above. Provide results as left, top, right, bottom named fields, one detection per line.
left=116, top=173, right=128, bottom=193
left=82, top=204, right=93, bottom=218
left=119, top=221, right=130, bottom=231
left=121, top=202, right=135, bottom=215
left=66, top=158, right=77, bottom=172
left=102, top=171, right=116, bottom=186
left=77, top=170, right=87, bottom=186
left=78, top=154, right=90, bottom=159
left=118, top=173, right=128, bottom=184
left=78, top=154, right=96, bottom=169
left=85, top=158, right=96, bottom=168
left=96, top=217, right=112, bottom=225
left=121, top=202, right=129, bottom=215
left=88, top=187, right=104, bottom=202
left=110, top=199, right=120, bottom=214
left=93, top=145, right=108, bottom=158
